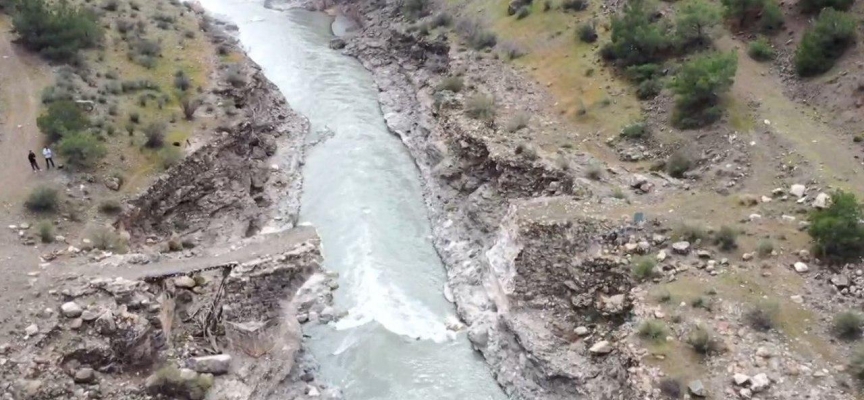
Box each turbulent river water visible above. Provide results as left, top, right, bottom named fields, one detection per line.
left=195, top=1, right=507, bottom=399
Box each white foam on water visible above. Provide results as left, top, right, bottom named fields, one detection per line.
left=332, top=228, right=452, bottom=343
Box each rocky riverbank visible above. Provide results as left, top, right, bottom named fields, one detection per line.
left=322, top=1, right=647, bottom=398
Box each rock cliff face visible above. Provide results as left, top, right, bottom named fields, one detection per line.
left=121, top=53, right=308, bottom=245
left=338, top=1, right=644, bottom=398
left=0, top=238, right=336, bottom=400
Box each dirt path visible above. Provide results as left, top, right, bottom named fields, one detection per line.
left=0, top=18, right=51, bottom=208
left=0, top=19, right=54, bottom=344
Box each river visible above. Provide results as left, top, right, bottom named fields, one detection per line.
left=194, top=1, right=507, bottom=399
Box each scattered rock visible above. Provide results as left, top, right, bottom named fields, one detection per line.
left=575, top=326, right=589, bottom=336
left=688, top=379, right=706, bottom=397
left=672, top=241, right=691, bottom=255
left=812, top=192, right=830, bottom=209
left=589, top=340, right=612, bottom=354
left=187, top=354, right=232, bottom=375
left=790, top=184, right=806, bottom=198
left=329, top=38, right=346, bottom=50
left=60, top=302, right=83, bottom=318
left=831, top=274, right=850, bottom=288
left=656, top=250, right=667, bottom=261
left=793, top=262, right=809, bottom=273
left=750, top=373, right=771, bottom=393
left=733, top=373, right=750, bottom=386
left=24, top=324, right=38, bottom=337
left=174, top=276, right=196, bottom=289
left=73, top=368, right=96, bottom=384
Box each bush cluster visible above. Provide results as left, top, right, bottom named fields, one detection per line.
left=58, top=132, right=107, bottom=168
left=808, top=190, right=864, bottom=263
left=25, top=186, right=59, bottom=213
left=10, top=0, right=103, bottom=62
left=456, top=19, right=497, bottom=50
left=794, top=9, right=856, bottom=77
left=669, top=52, right=737, bottom=129
left=747, top=38, right=775, bottom=61
left=37, top=100, right=90, bottom=142
left=721, top=0, right=784, bottom=32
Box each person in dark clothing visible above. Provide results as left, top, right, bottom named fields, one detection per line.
left=28, top=150, right=40, bottom=172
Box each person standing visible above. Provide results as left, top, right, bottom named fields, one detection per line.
left=28, top=150, right=40, bottom=172
left=42, top=147, right=55, bottom=169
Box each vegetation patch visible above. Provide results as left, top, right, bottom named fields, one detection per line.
left=9, top=0, right=103, bottom=62
left=747, top=38, right=775, bottom=62
left=669, top=52, right=737, bottom=129
left=794, top=9, right=856, bottom=77
left=638, top=319, right=669, bottom=343
left=25, top=186, right=59, bottom=213
left=808, top=190, right=864, bottom=264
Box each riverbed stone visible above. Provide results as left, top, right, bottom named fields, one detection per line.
left=672, top=241, right=691, bottom=255
left=688, top=380, right=706, bottom=397
left=174, top=276, right=196, bottom=289
left=187, top=354, right=232, bottom=375
left=60, top=302, right=83, bottom=318
left=589, top=340, right=612, bottom=354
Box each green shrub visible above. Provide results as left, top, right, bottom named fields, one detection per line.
left=577, top=22, right=598, bottom=43
left=429, top=12, right=453, bottom=28
left=745, top=302, right=777, bottom=332
left=401, top=0, right=429, bottom=20
left=143, top=123, right=166, bottom=148
left=748, top=38, right=775, bottom=61
left=632, top=256, right=657, bottom=281
left=37, top=100, right=90, bottom=142
left=605, top=0, right=671, bottom=67
left=159, top=147, right=183, bottom=170
left=834, top=311, right=864, bottom=340
left=851, top=346, right=864, bottom=383
left=173, top=70, right=191, bottom=91
left=674, top=222, right=707, bottom=242
left=794, top=9, right=856, bottom=77
left=674, top=0, right=721, bottom=48
left=621, top=122, right=648, bottom=139
left=456, top=19, right=497, bottom=50
left=25, top=186, right=59, bottom=213
left=89, top=227, right=124, bottom=251
left=666, top=150, right=692, bottom=178
left=437, top=76, right=464, bottom=93
left=585, top=164, right=604, bottom=180
left=759, top=1, right=784, bottom=33
left=465, top=94, right=495, bottom=121
left=561, top=0, right=589, bottom=11
left=722, top=0, right=782, bottom=30
left=98, top=199, right=122, bottom=214
left=500, top=42, right=526, bottom=60
left=505, top=112, right=529, bottom=132
left=799, top=0, right=854, bottom=13
left=58, top=132, right=107, bottom=168
left=636, top=79, right=662, bottom=99
left=714, top=226, right=738, bottom=250
left=36, top=220, right=55, bottom=243
left=638, top=319, right=668, bottom=342
left=670, top=51, right=737, bottom=129
left=691, top=296, right=713, bottom=311
left=687, top=325, right=720, bottom=354
left=11, top=0, right=103, bottom=62
left=809, top=190, right=864, bottom=263
left=756, top=239, right=774, bottom=257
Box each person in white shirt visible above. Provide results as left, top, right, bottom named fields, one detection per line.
left=42, top=147, right=55, bottom=170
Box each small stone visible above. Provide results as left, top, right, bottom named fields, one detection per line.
left=672, top=241, right=691, bottom=255
left=73, top=368, right=95, bottom=384
left=790, top=295, right=804, bottom=304
left=790, top=184, right=806, bottom=198
left=60, top=302, right=83, bottom=318
left=832, top=274, right=850, bottom=288
left=589, top=340, right=613, bottom=354
left=69, top=318, right=83, bottom=330
left=740, top=388, right=753, bottom=399
left=742, top=253, right=754, bottom=261
left=812, top=192, right=831, bottom=209
left=187, top=354, right=232, bottom=375
left=793, top=262, right=809, bottom=273
left=749, top=214, right=762, bottom=222
left=173, top=276, right=196, bottom=289
left=696, top=250, right=711, bottom=259
left=575, top=326, right=590, bottom=336
left=688, top=380, right=706, bottom=397
left=24, top=324, right=38, bottom=336
left=750, top=373, right=770, bottom=393
left=733, top=373, right=750, bottom=386
left=95, top=310, right=116, bottom=334
left=657, top=250, right=667, bottom=261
